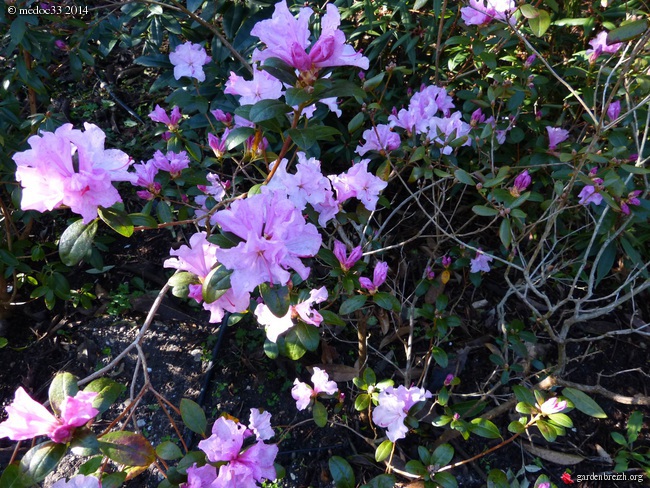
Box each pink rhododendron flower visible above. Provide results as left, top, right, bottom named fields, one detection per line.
left=163, top=232, right=249, bottom=323
left=586, top=31, right=622, bottom=63
left=194, top=416, right=278, bottom=487
left=0, top=387, right=98, bottom=444
left=359, top=261, right=388, bottom=294
left=194, top=174, right=227, bottom=227
left=460, top=0, right=515, bottom=26
left=251, top=1, right=369, bottom=73
left=578, top=185, right=603, bottom=206
left=169, top=41, right=211, bottom=82
left=355, top=124, right=401, bottom=156
left=470, top=249, right=493, bottom=273
left=428, top=111, right=472, bottom=154
left=372, top=385, right=433, bottom=441
left=208, top=129, right=230, bottom=159
left=292, top=367, right=338, bottom=410
left=620, top=190, right=642, bottom=215
left=607, top=100, right=621, bottom=121
left=470, top=108, right=486, bottom=126
left=538, top=397, right=567, bottom=415
left=255, top=286, right=328, bottom=342
left=148, top=105, right=182, bottom=129
left=55, top=40, right=68, bottom=51
left=390, top=85, right=455, bottom=135
left=151, top=150, right=190, bottom=178
left=329, top=159, right=388, bottom=211
left=13, top=123, right=136, bottom=223
left=214, top=192, right=322, bottom=296
left=510, top=170, right=531, bottom=197
left=546, top=126, right=570, bottom=150
left=51, top=475, right=100, bottom=488
left=333, top=240, right=362, bottom=272
left=224, top=69, right=284, bottom=106
left=248, top=408, right=274, bottom=441
left=211, top=109, right=233, bottom=126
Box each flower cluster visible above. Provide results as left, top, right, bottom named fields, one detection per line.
left=169, top=41, right=211, bottom=82
left=0, top=387, right=98, bottom=444
left=372, top=385, right=432, bottom=441
left=470, top=249, right=493, bottom=273
left=460, top=0, right=515, bottom=26
left=13, top=123, right=136, bottom=223
left=292, top=367, right=339, bottom=411
left=184, top=410, right=278, bottom=487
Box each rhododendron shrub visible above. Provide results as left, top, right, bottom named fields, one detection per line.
left=2, top=0, right=649, bottom=486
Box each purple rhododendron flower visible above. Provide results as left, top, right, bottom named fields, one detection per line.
left=511, top=170, right=531, bottom=197
left=372, top=385, right=433, bottom=441
left=131, top=160, right=160, bottom=200
left=333, top=240, right=362, bottom=272
left=224, top=69, right=284, bottom=106
left=51, top=475, right=100, bottom=488
left=359, top=261, right=388, bottom=294
left=0, top=387, right=98, bottom=444
left=13, top=123, right=136, bottom=223
left=163, top=232, right=249, bottom=323
left=586, top=31, right=622, bottom=63
left=428, top=111, right=472, bottom=154
left=461, top=0, right=515, bottom=26
left=194, top=416, right=278, bottom=487
left=329, top=159, right=388, bottom=211
left=607, top=100, right=621, bottom=121
left=208, top=129, right=230, bottom=159
left=470, top=249, right=493, bottom=273
left=292, top=367, right=338, bottom=410
left=355, top=124, right=401, bottom=156
left=214, top=192, right=322, bottom=296
left=578, top=185, right=603, bottom=206
left=470, top=108, right=486, bottom=126
left=169, top=42, right=211, bottom=82
left=150, top=150, right=190, bottom=178
left=248, top=408, right=274, bottom=441
left=55, top=40, right=68, bottom=51
left=148, top=105, right=182, bottom=129
left=538, top=397, right=567, bottom=415
left=255, top=286, right=328, bottom=342
left=251, top=1, right=369, bottom=73
left=546, top=126, right=570, bottom=150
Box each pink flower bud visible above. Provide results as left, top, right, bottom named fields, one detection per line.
left=444, top=374, right=454, bottom=386
left=524, top=54, right=536, bottom=68
left=607, top=100, right=621, bottom=121
left=442, top=256, right=452, bottom=268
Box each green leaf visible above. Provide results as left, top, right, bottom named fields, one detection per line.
left=454, top=169, right=475, bottom=185
left=535, top=419, right=557, bottom=442
left=168, top=271, right=198, bottom=299
left=432, top=472, right=458, bottom=488
left=320, top=310, right=346, bottom=327
left=156, top=441, right=183, bottom=461
left=348, top=112, right=365, bottom=133
left=99, top=432, right=156, bottom=467
left=179, top=398, right=207, bottom=435
left=49, top=372, right=79, bottom=416
left=261, top=57, right=298, bottom=86
left=134, top=54, right=171, bottom=68
left=499, top=218, right=512, bottom=249
left=329, top=456, right=354, bottom=488
left=100, top=472, right=127, bottom=488
left=375, top=440, right=393, bottom=462
left=508, top=420, right=526, bottom=434
left=528, top=9, right=551, bottom=37
left=516, top=402, right=533, bottom=414
left=363, top=73, right=385, bottom=91
left=431, top=443, right=454, bottom=466
left=611, top=431, right=628, bottom=446
left=548, top=413, right=573, bottom=428
left=225, top=127, right=255, bottom=150
left=59, top=219, right=98, bottom=266
left=287, top=126, right=341, bottom=150
left=513, top=385, right=536, bottom=405
left=98, top=206, right=134, bottom=237
left=362, top=474, right=396, bottom=488
left=156, top=200, right=173, bottom=223
left=470, top=418, right=502, bottom=439
left=339, top=295, right=368, bottom=314
left=621, top=164, right=650, bottom=175
left=405, top=460, right=427, bottom=476
left=519, top=4, right=538, bottom=19
left=129, top=213, right=158, bottom=228
left=562, top=387, right=607, bottom=418
left=595, top=241, right=616, bottom=289
left=0, top=464, right=26, bottom=488
left=202, top=265, right=232, bottom=304
left=284, top=87, right=312, bottom=107
left=295, top=322, right=320, bottom=351
left=249, top=99, right=291, bottom=123
left=84, top=378, right=124, bottom=415
left=626, top=411, right=643, bottom=444
left=487, top=469, right=509, bottom=488
left=19, top=442, right=66, bottom=484
left=431, top=347, right=448, bottom=367
left=69, top=429, right=100, bottom=456
left=355, top=393, right=370, bottom=411
left=312, top=400, right=328, bottom=427
left=259, top=283, right=290, bottom=318
left=607, top=19, right=648, bottom=44
left=472, top=205, right=499, bottom=217
left=372, top=292, right=400, bottom=312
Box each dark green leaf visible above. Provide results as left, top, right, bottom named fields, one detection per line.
left=261, top=57, right=298, bottom=86
left=431, top=347, right=448, bottom=367
left=155, top=200, right=173, bottom=224
left=320, top=310, right=346, bottom=327
left=472, top=205, right=499, bottom=217
left=626, top=411, right=643, bottom=444
left=329, top=456, right=354, bottom=488
left=312, top=400, right=328, bottom=427
left=535, top=419, right=557, bottom=442
left=99, top=432, right=155, bottom=466
left=180, top=398, right=207, bottom=435
left=19, top=442, right=66, bottom=484
left=100, top=472, right=127, bottom=488
left=259, top=283, right=290, bottom=318
left=129, top=213, right=158, bottom=228
left=431, top=443, right=454, bottom=466
left=433, top=471, right=458, bottom=488
left=499, top=218, right=512, bottom=248
left=294, top=322, right=319, bottom=351
left=202, top=265, right=232, bottom=303
left=607, top=19, right=648, bottom=44
left=562, top=388, right=607, bottom=418
left=84, top=378, right=124, bottom=415
left=156, top=441, right=183, bottom=461
left=470, top=418, right=501, bottom=439
left=339, top=295, right=368, bottom=314
left=98, top=207, right=134, bottom=237
left=59, top=219, right=98, bottom=266
left=372, top=292, right=400, bottom=312
left=225, top=127, right=255, bottom=150
left=249, top=99, right=291, bottom=123
left=134, top=54, right=171, bottom=68
left=487, top=469, right=509, bottom=488
left=362, top=474, right=396, bottom=488
left=49, top=372, right=78, bottom=416
left=70, top=429, right=100, bottom=456
left=0, top=464, right=26, bottom=488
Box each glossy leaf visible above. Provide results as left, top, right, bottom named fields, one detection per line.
left=156, top=441, right=183, bottom=461
left=312, top=400, right=328, bottom=427
left=49, top=372, right=79, bottom=416
left=180, top=398, right=207, bottom=435
left=487, top=469, right=509, bottom=488
left=19, top=442, right=66, bottom=484
left=295, top=322, right=320, bottom=351
left=431, top=443, right=454, bottom=466
left=329, top=456, right=354, bottom=488
left=202, top=265, right=232, bottom=304
left=84, top=378, right=124, bottom=415
left=375, top=440, right=393, bottom=462
left=372, top=292, right=400, bottom=312
left=249, top=99, right=291, bottom=123
left=469, top=418, right=502, bottom=439
left=59, top=219, right=98, bottom=266
left=607, top=19, right=648, bottom=44
left=99, top=431, right=156, bottom=467
left=339, top=295, right=367, bottom=315
left=562, top=388, right=607, bottom=418
left=98, top=206, right=134, bottom=237
left=259, top=283, right=290, bottom=318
